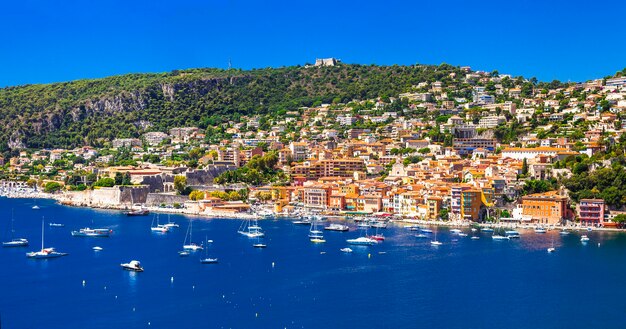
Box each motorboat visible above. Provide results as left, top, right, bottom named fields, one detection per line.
left=325, top=223, right=349, bottom=231
left=450, top=229, right=462, bottom=234
left=340, top=248, right=353, bottom=253
left=421, top=228, right=433, bottom=234
left=253, top=243, right=267, bottom=248
left=49, top=223, right=64, bottom=227
left=370, top=221, right=387, bottom=229
left=580, top=235, right=590, bottom=242
left=559, top=230, right=570, bottom=236
left=458, top=233, right=468, bottom=237
left=292, top=218, right=312, bottom=225
left=471, top=228, right=478, bottom=232
left=26, top=218, right=67, bottom=259
left=482, top=228, right=494, bottom=233
left=200, top=257, right=218, bottom=264
left=535, top=227, right=546, bottom=233
left=346, top=237, right=378, bottom=245
left=309, top=237, right=326, bottom=243
left=547, top=247, right=556, bottom=253
left=492, top=235, right=510, bottom=240
left=32, top=205, right=40, bottom=210
left=368, top=234, right=385, bottom=242
left=93, top=246, right=103, bottom=251
left=430, top=240, right=443, bottom=246
left=415, top=234, right=429, bottom=238
left=406, top=225, right=420, bottom=231
left=126, top=208, right=149, bottom=216
left=178, top=250, right=190, bottom=257
left=471, top=236, right=480, bottom=240
left=71, top=228, right=112, bottom=237
left=120, top=260, right=144, bottom=272
left=505, top=230, right=520, bottom=238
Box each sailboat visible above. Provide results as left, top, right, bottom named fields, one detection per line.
left=368, top=225, right=385, bottom=242
left=26, top=218, right=68, bottom=259
left=150, top=214, right=169, bottom=233
left=163, top=214, right=179, bottom=229
left=32, top=201, right=40, bottom=210
left=2, top=210, right=29, bottom=247
left=182, top=219, right=203, bottom=251
left=237, top=218, right=264, bottom=238
left=200, top=236, right=218, bottom=263
left=547, top=239, right=556, bottom=253
left=430, top=228, right=443, bottom=246
left=126, top=192, right=149, bottom=216
left=309, top=217, right=325, bottom=243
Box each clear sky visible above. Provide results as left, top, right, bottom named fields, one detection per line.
left=0, top=0, right=624, bottom=87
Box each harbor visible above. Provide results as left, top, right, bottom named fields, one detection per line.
left=2, top=197, right=626, bottom=328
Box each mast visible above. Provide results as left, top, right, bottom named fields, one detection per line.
left=41, top=217, right=45, bottom=250
left=10, top=209, right=14, bottom=239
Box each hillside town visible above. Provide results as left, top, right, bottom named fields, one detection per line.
left=3, top=65, right=626, bottom=228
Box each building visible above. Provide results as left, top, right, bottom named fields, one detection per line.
left=289, top=142, right=309, bottom=161
left=291, top=159, right=366, bottom=180
left=501, top=147, right=561, bottom=160
left=578, top=199, right=605, bottom=227
left=520, top=191, right=570, bottom=225
left=143, top=132, right=169, bottom=146
left=112, top=138, right=141, bottom=149
left=303, top=185, right=331, bottom=210
left=453, top=138, right=497, bottom=155
left=314, top=58, right=339, bottom=67
left=478, top=115, right=506, bottom=128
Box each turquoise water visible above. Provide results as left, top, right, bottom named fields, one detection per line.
left=1, top=197, right=626, bottom=328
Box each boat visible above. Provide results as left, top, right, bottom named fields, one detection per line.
left=150, top=214, right=169, bottom=233
left=580, top=235, right=590, bottom=242
left=310, top=237, right=326, bottom=243
left=471, top=228, right=478, bottom=232
left=559, top=230, right=570, bottom=236
left=504, top=230, right=520, bottom=238
left=421, top=228, right=433, bottom=233
left=163, top=215, right=179, bottom=229
left=200, top=237, right=218, bottom=263
left=26, top=218, right=68, bottom=259
left=406, top=225, right=420, bottom=231
left=292, top=217, right=312, bottom=225
left=49, top=223, right=64, bottom=227
left=431, top=229, right=442, bottom=246
left=253, top=243, right=268, bottom=248
left=534, top=227, right=546, bottom=233
left=71, top=228, right=112, bottom=237
left=126, top=208, right=149, bottom=216
left=120, top=260, right=144, bottom=272
left=32, top=205, right=40, bottom=210
left=325, top=223, right=349, bottom=231
left=178, top=250, right=190, bottom=257
left=238, top=218, right=265, bottom=238
left=482, top=227, right=494, bottom=233
left=492, top=235, right=510, bottom=240
left=471, top=236, right=480, bottom=240
left=93, top=246, right=103, bottom=251
left=308, top=217, right=325, bottom=243
left=2, top=210, right=29, bottom=247
left=368, top=226, right=385, bottom=241
left=450, top=229, right=462, bottom=234
left=357, top=221, right=371, bottom=228
left=346, top=237, right=378, bottom=245
left=415, top=234, right=429, bottom=238
left=370, top=221, right=387, bottom=229
left=182, top=219, right=203, bottom=251
left=458, top=233, right=468, bottom=237
left=548, top=239, right=556, bottom=252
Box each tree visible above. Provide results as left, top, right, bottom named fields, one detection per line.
left=521, top=158, right=528, bottom=175
left=114, top=172, right=123, bottom=185
left=44, top=182, right=62, bottom=193
left=94, top=177, right=115, bottom=187
left=189, top=190, right=205, bottom=201
left=174, top=175, right=188, bottom=195
left=122, top=172, right=131, bottom=185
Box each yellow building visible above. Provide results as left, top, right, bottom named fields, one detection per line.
left=521, top=191, right=570, bottom=224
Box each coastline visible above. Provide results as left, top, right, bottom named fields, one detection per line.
left=2, top=187, right=623, bottom=231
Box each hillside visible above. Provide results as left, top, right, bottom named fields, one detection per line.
left=0, top=64, right=477, bottom=150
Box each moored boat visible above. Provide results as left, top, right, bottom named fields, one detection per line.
left=346, top=237, right=378, bottom=245
left=26, top=218, right=68, bottom=259
left=340, top=247, right=353, bottom=253
left=120, top=260, right=144, bottom=272
left=325, top=223, right=349, bottom=231
left=71, top=228, right=112, bottom=237
left=2, top=211, right=29, bottom=247
left=580, top=235, right=590, bottom=242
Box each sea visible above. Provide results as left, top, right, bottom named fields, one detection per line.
left=1, top=197, right=626, bottom=329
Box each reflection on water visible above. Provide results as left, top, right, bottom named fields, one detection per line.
left=126, top=270, right=138, bottom=293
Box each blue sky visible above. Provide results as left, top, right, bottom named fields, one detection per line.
left=0, top=0, right=624, bottom=87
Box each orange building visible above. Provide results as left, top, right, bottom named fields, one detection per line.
left=521, top=191, right=570, bottom=224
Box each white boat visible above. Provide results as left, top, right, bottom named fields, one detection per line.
left=71, top=228, right=112, bottom=237
left=547, top=247, right=556, bottom=253
left=535, top=227, right=546, bottom=233
left=150, top=214, right=169, bottom=233
left=492, top=235, right=510, bottom=240
left=238, top=218, right=265, bottom=238
left=580, top=235, right=590, bottom=242
left=471, top=236, right=480, bottom=240
left=163, top=215, right=179, bottom=229
left=178, top=250, right=190, bottom=257
left=458, top=233, right=468, bottom=237
left=450, top=229, right=462, bottom=234
left=32, top=205, right=40, bottom=210
left=325, top=223, right=349, bottom=231
left=182, top=219, right=203, bottom=251
left=93, top=246, right=103, bottom=251
left=357, top=221, right=371, bottom=228
left=346, top=237, right=378, bottom=245
left=26, top=218, right=68, bottom=259
left=471, top=228, right=478, bottom=232
left=253, top=243, right=267, bottom=248
left=431, top=229, right=442, bottom=246
left=415, top=234, right=428, bottom=238
left=340, top=247, right=353, bottom=253
left=2, top=210, right=29, bottom=247
left=406, top=225, right=420, bottom=231
left=482, top=228, right=494, bottom=233
left=200, top=237, right=219, bottom=263
left=309, top=217, right=325, bottom=243
left=421, top=228, right=433, bottom=233
left=559, top=230, right=570, bottom=235
left=49, top=223, right=64, bottom=227
left=370, top=221, right=387, bottom=229
left=120, top=260, right=144, bottom=272
left=505, top=230, right=520, bottom=238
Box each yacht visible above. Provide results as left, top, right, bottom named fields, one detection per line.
left=430, top=240, right=443, bottom=246
left=421, top=228, right=433, bottom=234
left=32, top=205, right=40, bottom=210
left=325, top=223, right=349, bottom=231
left=492, top=235, right=510, bottom=241
left=120, top=260, right=144, bottom=272
left=450, top=229, right=462, bottom=234
left=238, top=218, right=264, bottom=238
left=150, top=214, right=169, bottom=233
left=2, top=211, right=29, bottom=247
left=482, top=227, right=494, bottom=233
left=406, top=225, right=421, bottom=231
left=458, top=233, right=468, bottom=237
left=471, top=236, right=480, bottom=240
left=580, top=235, right=590, bottom=242
left=534, top=227, right=546, bottom=233
left=547, top=247, right=556, bottom=253
left=178, top=250, right=190, bottom=257
left=26, top=218, right=68, bottom=259
left=370, top=221, right=387, bottom=229
left=346, top=237, right=378, bottom=245
left=308, top=217, right=325, bottom=243
left=182, top=219, right=203, bottom=251
left=200, top=237, right=218, bottom=263
left=340, top=247, right=353, bottom=253
left=292, top=217, right=312, bottom=225
left=559, top=230, right=570, bottom=236
left=93, top=246, right=103, bottom=251
left=126, top=208, right=149, bottom=216
left=253, top=243, right=268, bottom=248
left=163, top=215, right=179, bottom=229
left=504, top=230, right=520, bottom=238
left=71, top=228, right=112, bottom=237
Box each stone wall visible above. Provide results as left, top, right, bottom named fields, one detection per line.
left=145, top=193, right=189, bottom=207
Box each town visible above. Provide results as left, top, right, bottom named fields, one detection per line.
left=2, top=62, right=626, bottom=229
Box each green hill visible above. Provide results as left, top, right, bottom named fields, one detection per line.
left=0, top=63, right=471, bottom=150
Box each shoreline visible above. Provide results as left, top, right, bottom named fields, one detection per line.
left=1, top=187, right=624, bottom=231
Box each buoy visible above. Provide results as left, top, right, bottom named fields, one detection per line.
left=133, top=307, right=136, bottom=312
left=255, top=313, right=258, bottom=318
left=148, top=322, right=151, bottom=326
left=170, top=276, right=174, bottom=283
left=271, top=262, right=275, bottom=268
left=82, top=280, right=86, bottom=287
left=104, top=286, right=107, bottom=290
left=192, top=285, right=195, bottom=290
left=598, top=243, right=601, bottom=247
left=115, top=295, right=118, bottom=299
left=368, top=253, right=371, bottom=259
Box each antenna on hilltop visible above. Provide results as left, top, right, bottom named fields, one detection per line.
left=228, top=58, right=232, bottom=70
